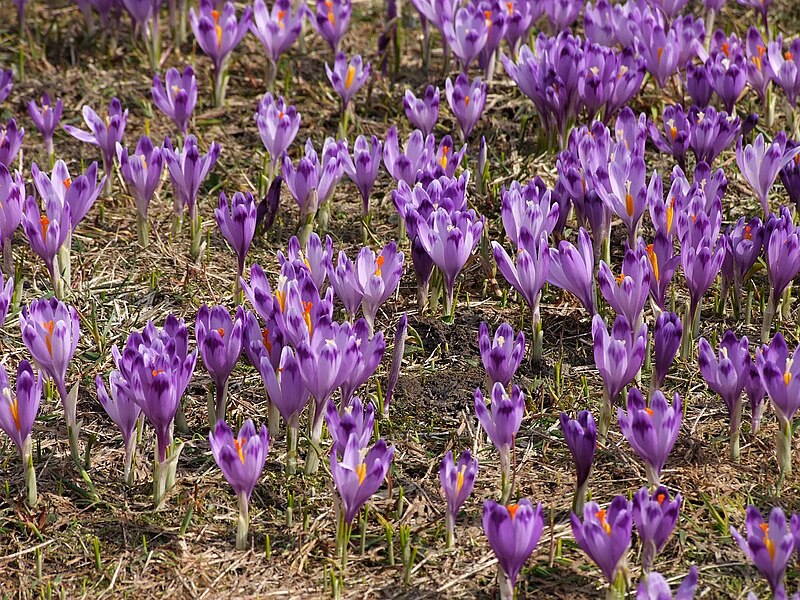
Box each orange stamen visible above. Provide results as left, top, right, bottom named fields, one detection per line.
left=261, top=327, right=273, bottom=354
left=506, top=1, right=513, bottom=13
left=596, top=509, right=612, bottom=535
left=42, top=320, right=55, bottom=355
left=667, top=198, right=675, bottom=233
left=345, top=65, right=356, bottom=90
left=40, top=215, right=50, bottom=239
left=63, top=178, right=72, bottom=189
left=439, top=146, right=450, bottom=169
left=657, top=493, right=665, bottom=504
left=787, top=51, right=794, bottom=61
left=216, top=328, right=225, bottom=337
left=507, top=504, right=519, bottom=520
left=484, top=10, right=492, bottom=27
left=759, top=523, right=776, bottom=560
left=212, top=10, right=222, bottom=48
left=326, top=0, right=335, bottom=24
left=233, top=437, right=247, bottom=464
left=464, top=95, right=470, bottom=107
left=744, top=225, right=752, bottom=240
left=356, top=462, right=367, bottom=484
left=645, top=407, right=654, bottom=416
left=9, top=396, right=21, bottom=431
left=616, top=273, right=625, bottom=284
left=657, top=47, right=664, bottom=63
left=374, top=255, right=385, bottom=277
left=625, top=192, right=634, bottom=217
left=456, top=468, right=465, bottom=494
left=721, top=42, right=730, bottom=57
left=152, top=369, right=165, bottom=377
left=277, top=9, right=286, bottom=29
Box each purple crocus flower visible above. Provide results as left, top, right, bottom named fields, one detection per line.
left=354, top=242, right=404, bottom=333
left=780, top=145, right=800, bottom=210
left=190, top=0, right=252, bottom=106
left=584, top=0, right=615, bottom=46
left=0, top=118, right=24, bottom=168
left=27, top=93, right=63, bottom=161
left=326, top=396, right=375, bottom=457
left=250, top=0, right=304, bottom=64
left=440, top=450, right=478, bottom=547
left=653, top=311, right=682, bottom=391
left=163, top=134, right=221, bottom=229
left=63, top=97, right=127, bottom=192
left=736, top=132, right=800, bottom=218
left=560, top=410, right=597, bottom=514
left=593, top=314, right=648, bottom=439
left=0, top=271, right=12, bottom=327
left=383, top=127, right=433, bottom=186
left=756, top=332, right=800, bottom=428
left=649, top=0, right=689, bottom=18
left=483, top=499, right=544, bottom=598
left=731, top=506, right=795, bottom=597
left=571, top=496, right=633, bottom=585
left=215, top=191, right=257, bottom=288
left=767, top=38, right=800, bottom=108
left=505, top=0, right=541, bottom=51
left=255, top=93, right=301, bottom=171
left=746, top=27, right=772, bottom=104
left=445, top=73, right=486, bottom=141
left=681, top=232, right=725, bottom=331
left=633, top=486, right=682, bottom=572
left=644, top=232, right=681, bottom=311
left=31, top=160, right=103, bottom=234
left=117, top=136, right=164, bottom=246
left=0, top=70, right=11, bottom=104
left=403, top=85, right=439, bottom=137
left=698, top=331, right=751, bottom=460
left=196, top=305, right=245, bottom=422
left=326, top=52, right=371, bottom=112
left=478, top=322, right=525, bottom=389
left=22, top=195, right=71, bottom=290
left=597, top=249, right=651, bottom=329
left=151, top=66, right=198, bottom=135
left=547, top=228, right=596, bottom=315
left=688, top=106, right=740, bottom=166
left=331, top=435, right=394, bottom=524
left=342, top=135, right=382, bottom=217
left=746, top=360, right=767, bottom=434
left=329, top=250, right=364, bottom=320
left=0, top=163, right=23, bottom=275
left=648, top=104, right=690, bottom=169
left=340, top=319, right=385, bottom=403
left=686, top=63, right=713, bottom=108
left=474, top=382, right=524, bottom=495
left=618, top=388, right=682, bottom=486
left=0, top=360, right=41, bottom=455
left=414, top=208, right=483, bottom=316
left=707, top=51, right=747, bottom=114
left=763, top=207, right=800, bottom=341
left=637, top=567, right=698, bottom=600
left=443, top=5, right=489, bottom=72
left=96, top=370, right=142, bottom=483
left=209, top=419, right=270, bottom=549
left=639, top=22, right=680, bottom=88
left=282, top=137, right=344, bottom=218
left=596, top=153, right=652, bottom=244
left=500, top=178, right=560, bottom=246
left=721, top=216, right=763, bottom=306
left=309, top=0, right=351, bottom=52
left=545, top=0, right=582, bottom=30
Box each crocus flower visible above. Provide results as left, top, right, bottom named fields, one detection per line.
left=0, top=118, right=23, bottom=168
left=0, top=164, right=23, bottom=276
left=474, top=383, right=524, bottom=500
left=763, top=207, right=800, bottom=341
left=440, top=450, right=478, bottom=548
left=383, top=127, right=433, bottom=186
left=329, top=250, right=364, bottom=319
left=297, top=317, right=358, bottom=473
left=598, top=250, right=651, bottom=330
left=731, top=506, right=795, bottom=597
left=443, top=5, right=489, bottom=72
left=478, top=322, right=525, bottom=389
left=215, top=191, right=257, bottom=291
left=746, top=360, right=767, bottom=434
left=96, top=371, right=142, bottom=483
left=331, top=435, right=394, bottom=524
left=560, top=410, right=596, bottom=514
left=637, top=567, right=698, bottom=600
left=0, top=271, right=11, bottom=327
left=681, top=232, right=725, bottom=333
left=547, top=228, right=596, bottom=314
left=545, top=0, right=582, bottom=31
left=500, top=178, right=560, bottom=247
left=196, top=305, right=245, bottom=423
left=767, top=38, right=800, bottom=108
left=413, top=208, right=484, bottom=316
left=688, top=106, right=740, bottom=166
left=639, top=23, right=680, bottom=88
left=633, top=486, right=682, bottom=572
left=648, top=104, right=690, bottom=169
left=256, top=346, right=309, bottom=473
left=653, top=311, right=682, bottom=391
left=282, top=137, right=344, bottom=219
left=781, top=144, right=800, bottom=210
left=209, top=419, right=270, bottom=550
left=686, top=63, right=713, bottom=107
left=571, top=496, right=633, bottom=585
left=618, top=388, right=682, bottom=486
left=354, top=242, right=404, bottom=333
left=445, top=74, right=487, bottom=141
left=505, top=0, right=541, bottom=51
left=0, top=361, right=42, bottom=507
left=340, top=319, right=385, bottom=403
left=151, top=66, right=197, bottom=135
left=644, top=231, right=681, bottom=311
left=698, top=331, right=751, bottom=460
left=63, top=98, right=126, bottom=193
left=27, top=93, right=63, bottom=162
left=708, top=52, right=747, bottom=114
left=326, top=52, right=370, bottom=112
left=309, top=0, right=351, bottom=52
left=0, top=70, right=11, bottom=104
left=31, top=160, right=103, bottom=235
left=163, top=135, right=221, bottom=252
left=721, top=216, right=763, bottom=306
left=22, top=195, right=71, bottom=292
left=736, top=132, right=800, bottom=218
left=342, top=135, right=382, bottom=217
left=383, top=313, right=407, bottom=420
left=403, top=85, right=439, bottom=137
left=483, top=499, right=544, bottom=599
left=190, top=0, right=252, bottom=106
left=250, top=0, right=303, bottom=65
left=117, top=136, right=164, bottom=246
left=592, top=314, right=647, bottom=438
left=326, top=396, right=375, bottom=457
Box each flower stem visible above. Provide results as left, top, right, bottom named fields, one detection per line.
left=445, top=511, right=455, bottom=549
left=124, top=433, right=137, bottom=485
left=305, top=403, right=325, bottom=475
left=777, top=417, right=793, bottom=486
left=598, top=388, right=612, bottom=444
left=572, top=478, right=588, bottom=516
left=2, top=238, right=13, bottom=278
left=498, top=567, right=514, bottom=600
left=23, top=435, right=37, bottom=508
left=531, top=301, right=543, bottom=363
left=729, top=402, right=742, bottom=463
left=153, top=456, right=168, bottom=507
left=762, top=289, right=776, bottom=343
left=214, top=379, right=229, bottom=424
left=236, top=492, right=250, bottom=551
left=286, top=422, right=298, bottom=475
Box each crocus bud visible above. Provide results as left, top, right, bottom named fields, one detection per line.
left=653, top=311, right=682, bottom=390
left=478, top=321, right=525, bottom=388
left=440, top=450, right=478, bottom=547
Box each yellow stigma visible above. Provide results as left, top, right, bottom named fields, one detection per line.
left=356, top=462, right=367, bottom=485
left=484, top=10, right=492, bottom=27
left=233, top=437, right=247, bottom=464
left=275, top=289, right=286, bottom=313
left=345, top=65, right=356, bottom=90
left=759, top=523, right=776, bottom=560
left=439, top=146, right=450, bottom=169
left=666, top=198, right=675, bottom=232
left=277, top=9, right=286, bottom=28
left=456, top=466, right=465, bottom=494
left=303, top=301, right=313, bottom=334
left=212, top=10, right=222, bottom=48
left=326, top=0, right=335, bottom=24
left=506, top=1, right=513, bottom=13
left=6, top=388, right=20, bottom=432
